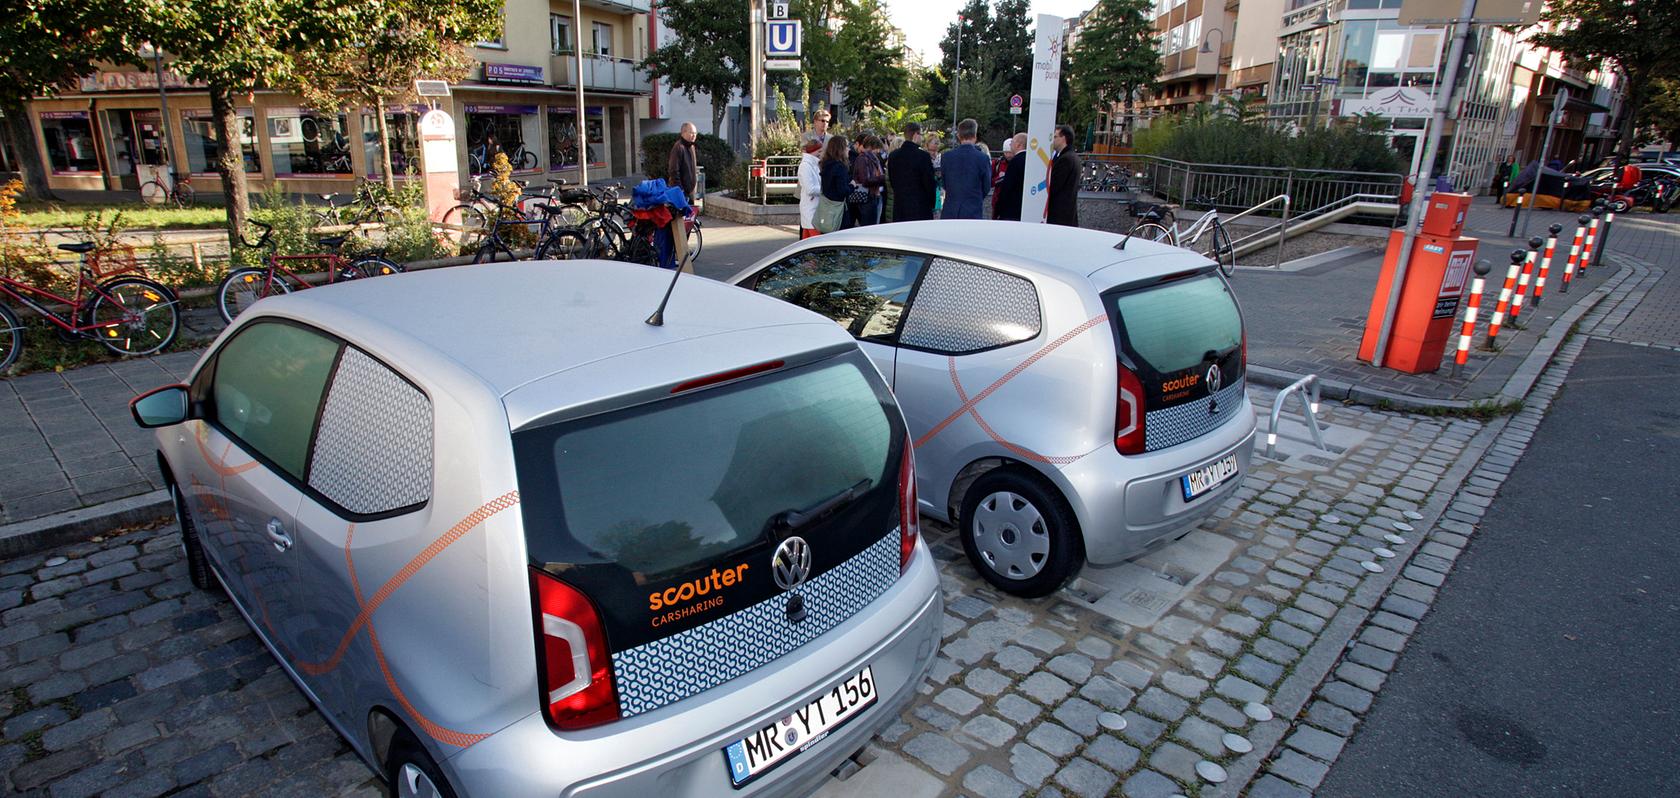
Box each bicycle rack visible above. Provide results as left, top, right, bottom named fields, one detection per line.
left=1265, top=374, right=1327, bottom=459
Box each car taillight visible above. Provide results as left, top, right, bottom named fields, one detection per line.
left=529, top=568, right=619, bottom=730
left=1115, top=362, right=1146, bottom=455
left=899, top=441, right=920, bottom=573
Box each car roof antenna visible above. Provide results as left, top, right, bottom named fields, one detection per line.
left=645, top=248, right=696, bottom=326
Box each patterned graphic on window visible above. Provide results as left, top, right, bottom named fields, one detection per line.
left=899, top=258, right=1041, bottom=354
left=308, top=348, right=432, bottom=515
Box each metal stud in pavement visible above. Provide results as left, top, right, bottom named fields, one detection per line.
left=1222, top=732, right=1253, bottom=754
left=1361, top=560, right=1384, bottom=573
left=1404, top=510, right=1424, bottom=521
left=1384, top=533, right=1407, bottom=545
left=1393, top=521, right=1414, bottom=532
left=1373, top=547, right=1396, bottom=559
left=45, top=556, right=67, bottom=567
left=1243, top=702, right=1273, bottom=722
left=1196, top=760, right=1229, bottom=783
left=1098, top=711, right=1128, bottom=731
left=1324, top=514, right=1341, bottom=525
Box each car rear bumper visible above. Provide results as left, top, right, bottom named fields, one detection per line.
left=441, top=541, right=942, bottom=797
left=1057, top=396, right=1256, bottom=566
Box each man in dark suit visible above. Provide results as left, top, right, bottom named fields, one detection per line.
left=886, top=122, right=936, bottom=222
left=667, top=122, right=698, bottom=201
left=995, top=132, right=1027, bottom=221
left=939, top=118, right=992, bottom=219
left=1045, top=124, right=1081, bottom=227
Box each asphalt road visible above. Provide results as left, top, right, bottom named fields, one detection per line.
left=1318, top=338, right=1680, bottom=797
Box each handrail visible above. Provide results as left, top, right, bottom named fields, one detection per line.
left=1265, top=374, right=1326, bottom=459
left=1081, top=152, right=1405, bottom=182
left=1220, top=194, right=1290, bottom=267
left=1227, top=191, right=1401, bottom=265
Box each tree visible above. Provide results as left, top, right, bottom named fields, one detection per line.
left=0, top=1, right=141, bottom=199
left=290, top=2, right=500, bottom=191
left=1065, top=0, right=1158, bottom=147
left=1528, top=0, right=1680, bottom=162
left=1637, top=77, right=1680, bottom=153
left=643, top=0, right=749, bottom=136
left=989, top=0, right=1034, bottom=99
left=836, top=0, right=906, bottom=115
left=794, top=0, right=847, bottom=122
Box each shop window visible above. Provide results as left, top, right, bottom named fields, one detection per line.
left=268, top=108, right=352, bottom=177
left=182, top=109, right=259, bottom=175
left=465, top=105, right=540, bottom=174
left=104, top=110, right=168, bottom=177
left=362, top=107, right=423, bottom=178
left=547, top=107, right=607, bottom=171
left=39, top=112, right=100, bottom=175
left=551, top=14, right=573, bottom=54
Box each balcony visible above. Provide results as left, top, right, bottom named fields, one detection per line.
left=577, top=0, right=650, bottom=12
left=550, top=52, right=651, bottom=95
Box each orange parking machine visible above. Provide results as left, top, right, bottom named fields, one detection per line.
left=1359, top=194, right=1480, bottom=374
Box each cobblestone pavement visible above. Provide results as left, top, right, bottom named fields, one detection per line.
left=2, top=382, right=1498, bottom=797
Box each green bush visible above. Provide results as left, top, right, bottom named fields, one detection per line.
left=642, top=132, right=735, bottom=191
left=1134, top=103, right=1404, bottom=174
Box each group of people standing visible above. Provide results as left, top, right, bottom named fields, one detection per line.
left=796, top=114, right=1085, bottom=237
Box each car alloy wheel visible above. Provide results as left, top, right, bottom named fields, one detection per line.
left=396, top=763, right=442, bottom=798
left=972, top=490, right=1050, bottom=579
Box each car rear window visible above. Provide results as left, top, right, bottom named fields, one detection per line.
left=515, top=354, right=895, bottom=579
left=1105, top=271, right=1241, bottom=377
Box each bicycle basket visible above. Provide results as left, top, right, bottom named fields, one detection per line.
left=87, top=244, right=145, bottom=279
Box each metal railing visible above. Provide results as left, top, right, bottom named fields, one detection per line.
left=551, top=52, right=650, bottom=94
left=747, top=155, right=802, bottom=203
left=1083, top=153, right=1403, bottom=224
left=1220, top=194, right=1291, bottom=267
left=1264, top=374, right=1327, bottom=459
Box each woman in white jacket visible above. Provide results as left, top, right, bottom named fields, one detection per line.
left=797, top=133, right=823, bottom=239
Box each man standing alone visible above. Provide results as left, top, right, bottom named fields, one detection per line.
left=886, top=122, right=936, bottom=222
left=667, top=122, right=699, bottom=201
left=1045, top=124, right=1081, bottom=227
left=939, top=119, right=992, bottom=220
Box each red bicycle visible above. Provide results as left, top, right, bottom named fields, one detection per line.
left=0, top=241, right=181, bottom=372
left=215, top=221, right=403, bottom=323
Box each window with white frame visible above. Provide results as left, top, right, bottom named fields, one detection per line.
left=592, top=22, right=613, bottom=56
left=551, top=14, right=573, bottom=54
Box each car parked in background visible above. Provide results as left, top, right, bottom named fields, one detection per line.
left=729, top=221, right=1257, bottom=597
left=131, top=261, right=941, bottom=797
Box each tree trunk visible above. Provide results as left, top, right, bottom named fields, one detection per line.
left=376, top=99, right=395, bottom=191
left=2, top=100, right=54, bottom=201
left=1616, top=71, right=1644, bottom=164
left=209, top=82, right=252, bottom=249
left=711, top=97, right=725, bottom=138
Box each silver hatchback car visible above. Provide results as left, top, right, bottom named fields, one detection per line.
left=130, top=261, right=941, bottom=796
left=729, top=221, right=1257, bottom=597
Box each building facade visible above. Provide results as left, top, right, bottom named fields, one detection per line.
left=1142, top=0, right=1237, bottom=114
left=20, top=0, right=653, bottom=198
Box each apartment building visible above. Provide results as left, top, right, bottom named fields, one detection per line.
left=21, top=0, right=652, bottom=198
left=1141, top=0, right=1237, bottom=113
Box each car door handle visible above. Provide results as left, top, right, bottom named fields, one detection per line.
left=265, top=518, right=293, bottom=552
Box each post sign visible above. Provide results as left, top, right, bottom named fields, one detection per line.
left=765, top=60, right=801, bottom=71
left=768, top=1, right=791, bottom=19
left=1020, top=14, right=1065, bottom=224
left=767, top=20, right=802, bottom=57
left=483, top=63, right=545, bottom=84
left=1010, top=94, right=1023, bottom=108
left=418, top=110, right=460, bottom=227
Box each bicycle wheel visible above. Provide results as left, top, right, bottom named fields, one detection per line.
left=89, top=277, right=178, bottom=356
left=618, top=232, right=659, bottom=267
left=217, top=268, right=291, bottom=324
left=442, top=204, right=489, bottom=255
left=535, top=227, right=594, bottom=261
left=176, top=183, right=196, bottom=207
left=1203, top=221, right=1236, bottom=277
left=0, top=303, right=22, bottom=372
left=351, top=255, right=404, bottom=277
left=518, top=150, right=538, bottom=171
left=685, top=218, right=703, bottom=263
left=1131, top=222, right=1175, bottom=245
left=139, top=181, right=167, bottom=205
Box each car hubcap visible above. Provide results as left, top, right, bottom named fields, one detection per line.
left=973, top=491, right=1050, bottom=579
left=398, top=763, right=440, bottom=798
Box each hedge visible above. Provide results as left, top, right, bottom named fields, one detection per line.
left=642, top=132, right=735, bottom=191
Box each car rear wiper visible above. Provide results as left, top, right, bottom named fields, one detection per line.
left=769, top=479, right=873, bottom=534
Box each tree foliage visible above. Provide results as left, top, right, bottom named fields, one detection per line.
left=1066, top=0, right=1158, bottom=146
left=0, top=1, right=143, bottom=198
left=643, top=0, right=749, bottom=136
left=1528, top=0, right=1680, bottom=160
left=1639, top=78, right=1680, bottom=152
left=836, top=0, right=905, bottom=114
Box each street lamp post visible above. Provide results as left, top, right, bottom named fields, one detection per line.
left=952, top=15, right=966, bottom=133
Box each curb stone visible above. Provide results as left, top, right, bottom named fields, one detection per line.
left=1248, top=254, right=1637, bottom=412
left=0, top=489, right=171, bottom=559
left=1227, top=257, right=1644, bottom=792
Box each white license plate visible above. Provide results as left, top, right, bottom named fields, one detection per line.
left=1181, top=453, right=1239, bottom=500
left=724, top=666, right=877, bottom=788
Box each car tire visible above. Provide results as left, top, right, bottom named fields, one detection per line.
left=386, top=732, right=458, bottom=798
left=958, top=469, right=1084, bottom=598
left=170, top=483, right=215, bottom=591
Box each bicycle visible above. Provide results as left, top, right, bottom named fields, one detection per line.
left=139, top=174, right=195, bottom=208
left=312, top=179, right=398, bottom=229
left=0, top=241, right=180, bottom=372
left=1126, top=189, right=1237, bottom=276
left=216, top=221, right=403, bottom=323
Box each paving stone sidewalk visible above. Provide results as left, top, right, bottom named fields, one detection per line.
left=1, top=382, right=1498, bottom=797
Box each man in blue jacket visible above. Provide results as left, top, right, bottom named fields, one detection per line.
left=939, top=118, right=992, bottom=220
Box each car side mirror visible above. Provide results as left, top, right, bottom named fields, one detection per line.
left=131, top=384, right=190, bottom=429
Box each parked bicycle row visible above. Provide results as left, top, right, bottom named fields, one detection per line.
left=440, top=176, right=702, bottom=267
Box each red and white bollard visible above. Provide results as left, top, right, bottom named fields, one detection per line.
left=1577, top=205, right=1604, bottom=278
left=1560, top=214, right=1588, bottom=293
left=1486, top=249, right=1524, bottom=348
left=1533, top=223, right=1561, bottom=307
left=1592, top=206, right=1617, bottom=269
left=1453, top=259, right=1492, bottom=377
left=1509, top=238, right=1541, bottom=329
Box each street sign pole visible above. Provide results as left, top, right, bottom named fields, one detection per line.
left=574, top=0, right=589, bottom=186
left=750, top=0, right=764, bottom=150
left=1516, top=87, right=1566, bottom=239
left=1373, top=0, right=1475, bottom=369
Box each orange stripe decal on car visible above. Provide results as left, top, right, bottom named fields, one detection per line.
left=946, top=357, right=1090, bottom=465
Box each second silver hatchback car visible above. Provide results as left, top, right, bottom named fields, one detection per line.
left=131, top=261, right=941, bottom=796
left=730, top=221, right=1257, bottom=597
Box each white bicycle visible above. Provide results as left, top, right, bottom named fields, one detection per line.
left=1127, top=189, right=1238, bottom=276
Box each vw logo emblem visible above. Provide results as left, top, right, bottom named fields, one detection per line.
left=1205, top=363, right=1223, bottom=394
left=772, top=536, right=812, bottom=592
